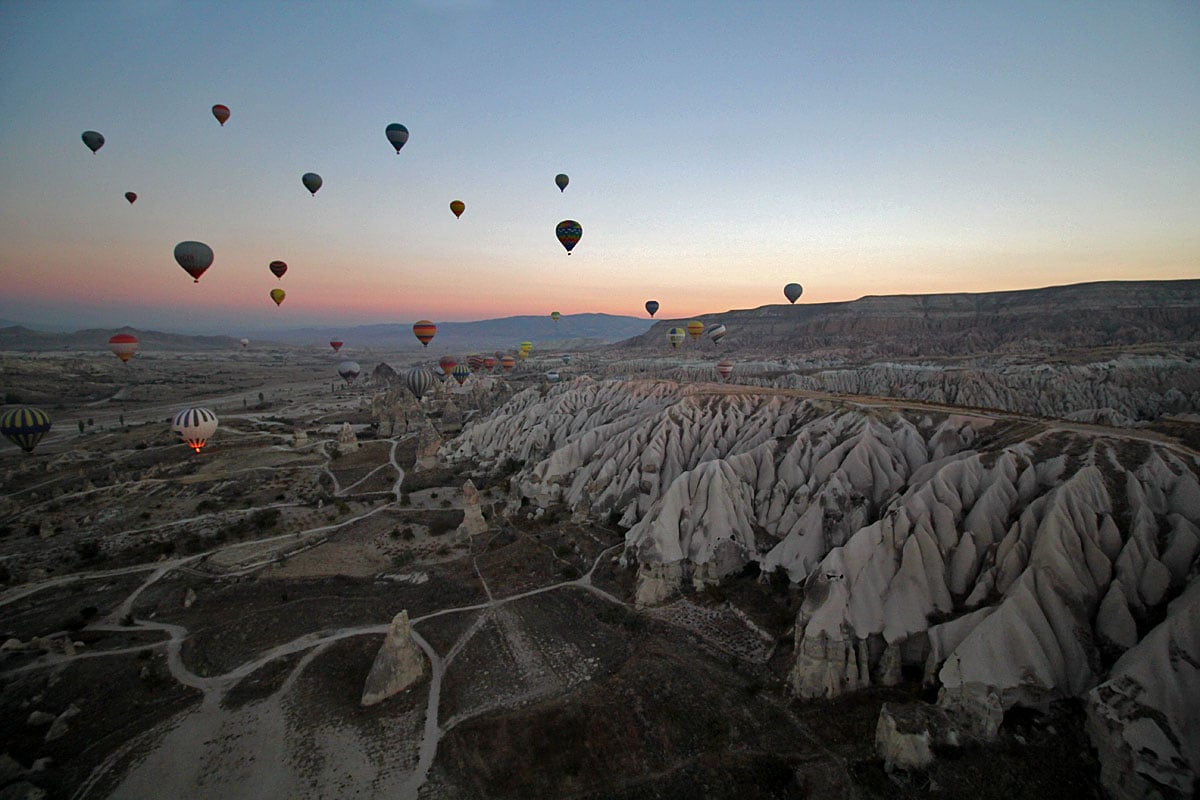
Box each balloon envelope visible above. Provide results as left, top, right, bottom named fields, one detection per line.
left=269, top=260, right=287, bottom=279
left=404, top=367, right=435, bottom=399
left=212, top=104, right=230, bottom=126
left=500, top=355, right=516, bottom=372
left=545, top=371, right=560, bottom=383
left=717, top=360, right=733, bottom=382
left=1, top=407, right=51, bottom=453
left=483, top=356, right=497, bottom=371
left=668, top=328, right=685, bottom=348
left=450, top=200, right=465, bottom=218
left=467, top=354, right=485, bottom=372
left=784, top=283, right=803, bottom=304
left=269, top=288, right=286, bottom=306
left=109, top=333, right=138, bottom=363
left=172, top=407, right=218, bottom=453
left=124, top=192, right=137, bottom=204
left=556, top=220, right=582, bottom=253
left=551, top=311, right=561, bottom=322
left=555, top=173, right=569, bottom=192
left=174, top=241, right=214, bottom=283
left=708, top=324, right=727, bottom=344
left=686, top=321, right=704, bottom=341
left=645, top=300, right=659, bottom=317
left=302, top=172, right=323, bottom=195
left=385, top=123, right=409, bottom=153
left=519, top=341, right=533, bottom=354
left=413, top=320, right=436, bottom=347
left=81, top=131, right=104, bottom=153
left=330, top=340, right=343, bottom=352
left=438, top=356, right=457, bottom=376
left=337, top=360, right=361, bottom=384
left=451, top=364, right=470, bottom=385
left=239, top=338, right=250, bottom=348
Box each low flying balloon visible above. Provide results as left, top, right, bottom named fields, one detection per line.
left=302, top=172, right=322, bottom=196
left=645, top=300, right=659, bottom=317
left=555, top=173, right=569, bottom=192
left=404, top=367, right=435, bottom=399
left=81, top=131, right=104, bottom=154
left=269, top=260, right=287, bottom=279
left=551, top=311, right=561, bottom=322
left=212, top=104, right=230, bottom=126
left=173, top=241, right=214, bottom=283
left=483, top=356, right=497, bottom=371
left=108, top=333, right=138, bottom=363
left=438, top=355, right=457, bottom=377
left=450, top=200, right=465, bottom=218
left=239, top=338, right=249, bottom=349
left=172, top=407, right=218, bottom=453
left=467, top=354, right=485, bottom=373
left=668, top=327, right=685, bottom=349
left=451, top=364, right=470, bottom=386
left=1, top=407, right=52, bottom=453
left=686, top=320, right=704, bottom=341
left=385, top=123, right=409, bottom=153
left=708, top=324, right=727, bottom=344
left=337, top=360, right=361, bottom=385
left=545, top=371, right=560, bottom=383
left=330, top=340, right=343, bottom=352
left=561, top=354, right=571, bottom=365
left=784, top=283, right=804, bottom=304
left=125, top=192, right=137, bottom=204
left=413, top=320, right=436, bottom=347
left=500, top=355, right=516, bottom=373
left=269, top=288, right=286, bottom=307
left=519, top=341, right=533, bottom=355
left=717, top=360, right=733, bottom=383
left=556, top=220, right=582, bottom=254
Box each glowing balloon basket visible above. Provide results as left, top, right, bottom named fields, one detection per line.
left=172, top=407, right=218, bottom=453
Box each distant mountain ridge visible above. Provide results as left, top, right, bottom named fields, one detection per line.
left=616, top=279, right=1200, bottom=358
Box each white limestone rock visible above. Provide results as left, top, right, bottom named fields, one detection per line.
left=361, top=610, right=426, bottom=707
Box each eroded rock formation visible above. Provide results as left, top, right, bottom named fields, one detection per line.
left=361, top=610, right=426, bottom=707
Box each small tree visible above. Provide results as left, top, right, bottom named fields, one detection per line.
left=77, top=420, right=85, bottom=434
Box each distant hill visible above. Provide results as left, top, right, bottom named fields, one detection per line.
left=613, top=279, right=1200, bottom=359
left=0, top=326, right=247, bottom=352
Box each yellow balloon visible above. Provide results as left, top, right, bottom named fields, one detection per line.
left=270, top=288, right=286, bottom=306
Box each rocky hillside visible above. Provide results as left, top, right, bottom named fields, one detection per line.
left=442, top=379, right=1200, bottom=799
left=615, top=279, right=1200, bottom=358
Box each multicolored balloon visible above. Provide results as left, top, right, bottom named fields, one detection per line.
left=450, top=200, right=465, bottom=218
left=174, top=241, right=214, bottom=283
left=337, top=360, right=361, bottom=385
left=109, top=333, right=138, bottom=363
left=212, top=104, right=230, bottom=126
left=645, top=300, right=659, bottom=317
left=438, top=355, right=457, bottom=376
left=405, top=367, right=435, bottom=399
left=81, top=131, right=104, bottom=154
left=555, top=173, right=569, bottom=192
left=467, top=354, right=486, bottom=372
left=556, top=220, right=582, bottom=254
left=551, top=311, right=561, bottom=322
left=545, top=371, right=560, bottom=383
left=451, top=364, right=470, bottom=385
left=412, top=320, right=436, bottom=347
left=784, top=283, right=803, bottom=304
left=500, top=355, right=516, bottom=372
left=302, top=172, right=322, bottom=195
left=668, top=327, right=685, bottom=349
left=269, top=260, right=287, bottom=279
left=386, top=123, right=409, bottom=153
left=1, top=407, right=51, bottom=453
left=269, top=288, right=286, bottom=306
left=330, top=340, right=343, bottom=352
left=708, top=324, right=727, bottom=344
left=717, top=360, right=733, bottom=383
left=125, top=192, right=137, bottom=204
left=686, top=320, right=704, bottom=341
left=483, top=356, right=497, bottom=371
left=172, top=407, right=218, bottom=453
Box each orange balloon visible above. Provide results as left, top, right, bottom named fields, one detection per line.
left=212, top=104, right=230, bottom=126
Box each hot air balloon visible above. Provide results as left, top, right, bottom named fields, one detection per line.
left=413, top=320, right=436, bottom=347
left=555, top=173, right=569, bottom=192
left=302, top=172, right=322, bottom=196
left=240, top=338, right=250, bottom=349
left=330, top=340, right=343, bottom=352
left=500, top=355, right=516, bottom=373
left=483, top=356, right=497, bottom=371
left=556, top=220, right=582, bottom=254
left=450, top=200, right=465, bottom=218
left=385, top=123, right=409, bottom=153
left=269, top=260, right=287, bottom=279
left=337, top=360, right=361, bottom=385
left=561, top=354, right=572, bottom=365
left=645, top=300, right=659, bottom=317
left=125, top=192, right=137, bottom=204
left=686, top=320, right=704, bottom=341
left=519, top=341, right=533, bottom=359
left=551, top=311, right=561, bottom=322
left=708, top=324, right=727, bottom=344
left=108, top=333, right=138, bottom=363
left=81, top=131, right=104, bottom=154
left=174, top=241, right=214, bottom=283
left=212, top=104, right=230, bottom=126
left=438, top=355, right=457, bottom=377
left=545, top=371, right=560, bottom=383
left=1, top=407, right=51, bottom=453
left=467, top=354, right=485, bottom=373
left=405, top=367, right=435, bottom=399
left=172, top=407, right=218, bottom=453
left=451, top=364, right=470, bottom=385
left=270, top=288, right=286, bottom=306
left=668, top=327, right=685, bottom=349
left=784, top=283, right=803, bottom=304
left=717, top=360, right=733, bottom=383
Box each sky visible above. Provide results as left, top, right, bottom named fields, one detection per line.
left=0, top=0, right=1197, bottom=334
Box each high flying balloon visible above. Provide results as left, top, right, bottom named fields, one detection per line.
left=269, top=260, right=287, bottom=279
left=174, top=241, right=214, bottom=283
left=302, top=173, right=322, bottom=196
left=556, top=220, right=582, bottom=254
left=125, top=192, right=137, bottom=204
left=551, top=311, right=561, bottom=322
left=172, top=407, right=218, bottom=453
left=1, top=407, right=51, bottom=453
left=450, top=200, right=465, bottom=218
left=270, top=288, right=286, bottom=307
left=385, top=123, right=409, bottom=153
left=109, top=333, right=138, bottom=363
left=555, top=173, right=569, bottom=192
left=212, top=104, right=230, bottom=126
left=413, top=320, right=436, bottom=347
left=784, top=283, right=804, bottom=304
left=81, top=131, right=104, bottom=154
left=645, top=300, right=659, bottom=317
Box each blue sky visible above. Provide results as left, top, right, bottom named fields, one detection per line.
left=0, top=0, right=1197, bottom=333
